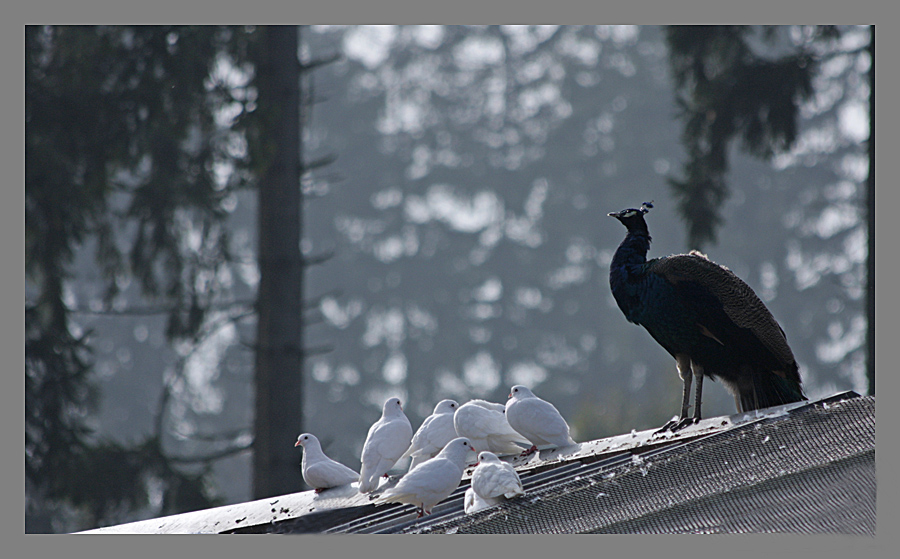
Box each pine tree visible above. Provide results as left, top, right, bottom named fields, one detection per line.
left=26, top=24, right=337, bottom=531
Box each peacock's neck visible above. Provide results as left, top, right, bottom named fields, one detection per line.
left=611, top=231, right=650, bottom=273
left=609, top=231, right=652, bottom=323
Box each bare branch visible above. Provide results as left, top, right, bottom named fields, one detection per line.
left=302, top=250, right=335, bottom=267
left=166, top=440, right=254, bottom=465
left=303, top=344, right=334, bottom=357
left=299, top=52, right=341, bottom=73
left=303, top=153, right=338, bottom=171
left=307, top=171, right=345, bottom=184
left=177, top=428, right=253, bottom=443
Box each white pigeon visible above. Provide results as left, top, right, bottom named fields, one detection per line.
left=358, top=397, right=414, bottom=493
left=471, top=451, right=525, bottom=500
left=375, top=437, right=475, bottom=517
left=453, top=399, right=531, bottom=455
left=464, top=487, right=495, bottom=514
left=464, top=451, right=525, bottom=514
left=398, top=399, right=460, bottom=472
left=505, top=385, right=576, bottom=456
left=294, top=433, right=360, bottom=493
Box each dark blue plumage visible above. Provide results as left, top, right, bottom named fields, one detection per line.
left=608, top=202, right=805, bottom=431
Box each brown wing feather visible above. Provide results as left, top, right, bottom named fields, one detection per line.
left=648, top=252, right=795, bottom=367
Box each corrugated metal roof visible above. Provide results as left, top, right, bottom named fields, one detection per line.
left=80, top=391, right=873, bottom=535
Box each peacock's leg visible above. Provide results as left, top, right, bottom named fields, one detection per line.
left=691, top=361, right=704, bottom=422
left=655, top=354, right=693, bottom=433
left=671, top=361, right=704, bottom=431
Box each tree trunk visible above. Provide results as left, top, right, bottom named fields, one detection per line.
left=253, top=25, right=304, bottom=499
left=866, top=25, right=875, bottom=395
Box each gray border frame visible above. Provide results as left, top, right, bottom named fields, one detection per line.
left=10, top=3, right=896, bottom=558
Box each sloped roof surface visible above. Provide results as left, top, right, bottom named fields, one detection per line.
left=81, top=392, right=874, bottom=535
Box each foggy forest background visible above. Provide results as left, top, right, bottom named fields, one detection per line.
left=25, top=25, right=872, bottom=532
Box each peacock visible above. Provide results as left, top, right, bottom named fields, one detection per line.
left=608, top=202, right=806, bottom=432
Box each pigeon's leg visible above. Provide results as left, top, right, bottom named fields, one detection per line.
left=671, top=360, right=704, bottom=431
left=519, top=445, right=538, bottom=457
left=314, top=487, right=326, bottom=494
left=655, top=354, right=693, bottom=433
left=416, top=505, right=425, bottom=518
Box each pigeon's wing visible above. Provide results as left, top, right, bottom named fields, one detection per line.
left=473, top=462, right=524, bottom=500
left=454, top=406, right=491, bottom=439
left=482, top=411, right=532, bottom=454
left=366, top=418, right=414, bottom=463
left=484, top=432, right=531, bottom=455
left=456, top=405, right=527, bottom=454
left=508, top=398, right=574, bottom=447
left=499, top=464, right=525, bottom=498
left=452, top=408, right=485, bottom=450
left=405, top=417, right=459, bottom=470
left=418, top=415, right=458, bottom=455
left=493, top=464, right=524, bottom=499
left=305, top=459, right=359, bottom=489
left=398, top=416, right=432, bottom=462
left=378, top=458, right=460, bottom=509
left=456, top=402, right=524, bottom=444
left=403, top=413, right=448, bottom=458
left=471, top=400, right=506, bottom=413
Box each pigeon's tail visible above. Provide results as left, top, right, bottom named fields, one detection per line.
left=396, top=446, right=413, bottom=467
left=407, top=454, right=429, bottom=472
left=504, top=486, right=525, bottom=499
left=373, top=488, right=404, bottom=505
left=486, top=435, right=530, bottom=456
left=357, top=467, right=378, bottom=494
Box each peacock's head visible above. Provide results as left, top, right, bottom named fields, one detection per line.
left=608, top=201, right=653, bottom=233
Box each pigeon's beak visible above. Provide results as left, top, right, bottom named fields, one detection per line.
left=294, top=441, right=302, bottom=447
